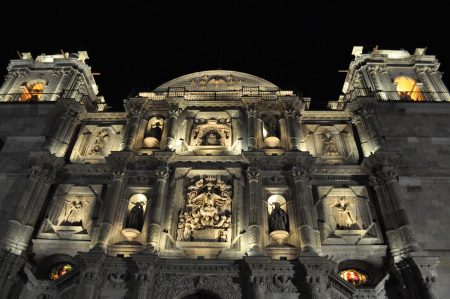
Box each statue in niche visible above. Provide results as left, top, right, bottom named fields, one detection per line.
left=89, top=128, right=109, bottom=156
left=177, top=175, right=232, bottom=241
left=59, top=198, right=84, bottom=226
left=148, top=122, right=163, bottom=141
left=269, top=202, right=288, bottom=232
left=124, top=201, right=145, bottom=231
left=322, top=131, right=339, bottom=156
left=332, top=198, right=360, bottom=230
left=190, top=118, right=232, bottom=147
left=202, top=130, right=222, bottom=145
left=263, top=116, right=279, bottom=138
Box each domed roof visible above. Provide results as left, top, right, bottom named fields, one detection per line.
left=154, top=70, right=279, bottom=92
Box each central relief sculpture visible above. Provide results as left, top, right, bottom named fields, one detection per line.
left=177, top=175, right=232, bottom=242
left=189, top=118, right=232, bottom=155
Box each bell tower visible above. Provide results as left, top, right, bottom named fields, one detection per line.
left=0, top=51, right=107, bottom=111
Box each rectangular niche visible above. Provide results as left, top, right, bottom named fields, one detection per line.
left=301, top=124, right=359, bottom=164
left=316, top=186, right=383, bottom=245
left=70, top=124, right=124, bottom=163
left=37, top=184, right=103, bottom=241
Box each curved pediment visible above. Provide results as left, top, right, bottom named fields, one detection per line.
left=154, top=70, right=279, bottom=92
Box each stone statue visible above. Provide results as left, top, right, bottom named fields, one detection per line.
left=60, top=199, right=84, bottom=226
left=89, top=128, right=109, bottom=156
left=202, top=130, right=222, bottom=145
left=269, top=202, right=288, bottom=232
left=148, top=122, right=162, bottom=141
left=332, top=198, right=359, bottom=230
left=263, top=117, right=279, bottom=138
left=125, top=202, right=145, bottom=231
left=322, top=132, right=339, bottom=156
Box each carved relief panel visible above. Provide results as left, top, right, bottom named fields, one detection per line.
left=70, top=124, right=124, bottom=163
left=37, top=185, right=102, bottom=240
left=316, top=186, right=383, bottom=245
left=177, top=175, right=232, bottom=243
left=186, top=111, right=233, bottom=155
left=302, top=124, right=359, bottom=164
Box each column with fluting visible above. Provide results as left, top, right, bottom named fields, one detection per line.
left=292, top=166, right=317, bottom=252
left=246, top=168, right=262, bottom=253
left=164, top=108, right=180, bottom=150
left=124, top=103, right=143, bottom=151
left=284, top=109, right=300, bottom=151
left=246, top=105, right=257, bottom=150
left=376, top=161, right=419, bottom=252
left=94, top=169, right=126, bottom=251
left=144, top=166, right=170, bottom=252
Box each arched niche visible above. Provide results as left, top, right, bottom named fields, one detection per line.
left=261, top=115, right=281, bottom=148
left=143, top=116, right=164, bottom=148
left=36, top=254, right=75, bottom=280
left=337, top=259, right=384, bottom=288
left=394, top=76, right=424, bottom=101
left=267, top=194, right=289, bottom=245
left=19, top=79, right=47, bottom=101
left=122, top=193, right=148, bottom=242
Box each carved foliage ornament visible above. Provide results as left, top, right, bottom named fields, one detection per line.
left=177, top=175, right=232, bottom=241
left=190, top=118, right=232, bottom=146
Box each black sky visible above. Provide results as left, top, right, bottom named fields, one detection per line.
left=1, top=0, right=449, bottom=111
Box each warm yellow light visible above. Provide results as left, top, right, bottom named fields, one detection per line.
left=20, top=81, right=46, bottom=101
left=394, top=76, right=424, bottom=101
left=262, top=126, right=268, bottom=139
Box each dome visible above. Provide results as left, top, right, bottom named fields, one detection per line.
left=154, top=70, right=279, bottom=92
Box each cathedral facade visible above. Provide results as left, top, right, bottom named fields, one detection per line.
left=0, top=47, right=449, bottom=298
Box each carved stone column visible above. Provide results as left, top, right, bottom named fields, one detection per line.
left=143, top=166, right=169, bottom=252
left=376, top=161, right=419, bottom=252
left=2, top=152, right=63, bottom=255
left=359, top=105, right=384, bottom=151
left=246, top=105, right=257, bottom=150
left=94, top=170, right=126, bottom=251
left=43, top=99, right=84, bottom=156
left=246, top=168, right=262, bottom=253
left=351, top=114, right=371, bottom=157
left=416, top=66, right=440, bottom=101
left=429, top=70, right=450, bottom=101
left=0, top=251, right=26, bottom=298
left=302, top=256, right=336, bottom=299
left=164, top=108, right=181, bottom=150
left=284, top=109, right=300, bottom=151
left=124, top=103, right=143, bottom=151
left=75, top=252, right=106, bottom=299
left=367, top=65, right=388, bottom=100
left=369, top=175, right=402, bottom=255
left=0, top=72, right=18, bottom=100
left=411, top=255, right=440, bottom=299
left=292, top=166, right=317, bottom=252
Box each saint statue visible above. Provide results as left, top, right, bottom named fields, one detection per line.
left=125, top=202, right=145, bottom=231
left=269, top=202, right=288, bottom=232
left=60, top=199, right=84, bottom=226
left=202, top=130, right=221, bottom=145
left=148, top=122, right=162, bottom=141
left=322, top=132, right=339, bottom=156
left=332, top=198, right=359, bottom=230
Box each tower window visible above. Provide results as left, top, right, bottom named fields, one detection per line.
left=20, top=80, right=46, bottom=101
left=394, top=76, right=424, bottom=101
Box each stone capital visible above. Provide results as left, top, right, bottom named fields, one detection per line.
left=246, top=168, right=260, bottom=182
left=292, top=165, right=310, bottom=182
left=155, top=166, right=170, bottom=182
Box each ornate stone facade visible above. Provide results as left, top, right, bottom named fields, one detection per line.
left=0, top=47, right=450, bottom=298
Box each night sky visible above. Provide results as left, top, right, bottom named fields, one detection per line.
left=1, top=0, right=449, bottom=111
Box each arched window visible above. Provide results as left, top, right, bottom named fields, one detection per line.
left=49, top=263, right=74, bottom=280
left=394, top=76, right=424, bottom=101
left=19, top=80, right=46, bottom=101
left=338, top=268, right=368, bottom=286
